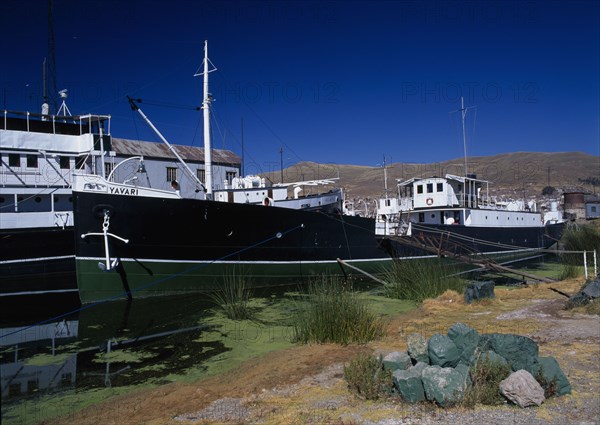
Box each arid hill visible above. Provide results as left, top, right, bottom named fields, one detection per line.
left=271, top=152, right=599, bottom=205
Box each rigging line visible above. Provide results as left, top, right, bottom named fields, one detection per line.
left=209, top=104, right=263, bottom=171
left=190, top=110, right=203, bottom=147
left=213, top=70, right=304, bottom=164
left=88, top=55, right=199, bottom=112
left=315, top=211, right=378, bottom=235
left=471, top=107, right=477, bottom=146
left=0, top=223, right=305, bottom=341
left=210, top=104, right=228, bottom=150
left=339, top=214, right=352, bottom=259
left=134, top=98, right=201, bottom=111
left=408, top=223, right=526, bottom=250
left=408, top=223, right=547, bottom=251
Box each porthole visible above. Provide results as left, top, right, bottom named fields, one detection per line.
left=35, top=196, right=42, bottom=203
left=0, top=197, right=4, bottom=203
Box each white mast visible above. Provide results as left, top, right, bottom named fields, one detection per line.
left=194, top=40, right=216, bottom=197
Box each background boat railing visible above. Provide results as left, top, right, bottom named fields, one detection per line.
left=2, top=109, right=111, bottom=136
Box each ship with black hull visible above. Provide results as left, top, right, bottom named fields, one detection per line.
left=72, top=41, right=393, bottom=304
left=73, top=177, right=390, bottom=303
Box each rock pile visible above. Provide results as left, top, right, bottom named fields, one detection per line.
left=566, top=275, right=600, bottom=308
left=382, top=322, right=571, bottom=408
left=464, top=280, right=495, bottom=304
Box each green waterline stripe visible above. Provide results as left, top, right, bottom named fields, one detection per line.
left=76, top=256, right=398, bottom=264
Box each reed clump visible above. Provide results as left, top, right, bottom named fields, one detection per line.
left=462, top=354, right=511, bottom=408
left=343, top=353, right=392, bottom=400
left=292, top=277, right=385, bottom=345
left=382, top=258, right=465, bottom=303
left=207, top=270, right=254, bottom=320
left=558, top=223, right=600, bottom=279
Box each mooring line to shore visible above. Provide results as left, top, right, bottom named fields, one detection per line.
left=0, top=223, right=305, bottom=340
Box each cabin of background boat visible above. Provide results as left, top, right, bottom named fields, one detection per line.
left=398, top=174, right=490, bottom=210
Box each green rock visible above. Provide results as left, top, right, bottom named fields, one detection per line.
left=392, top=362, right=427, bottom=403
left=479, top=333, right=539, bottom=372
left=476, top=350, right=509, bottom=369
left=422, top=365, right=471, bottom=407
left=534, top=356, right=572, bottom=396
left=382, top=351, right=412, bottom=372
left=407, top=333, right=429, bottom=364
left=428, top=334, right=460, bottom=368
left=448, top=323, right=480, bottom=365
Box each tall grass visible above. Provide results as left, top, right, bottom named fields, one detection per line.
left=344, top=353, right=392, bottom=400
left=558, top=223, right=600, bottom=279
left=382, top=258, right=465, bottom=303
left=206, top=270, right=254, bottom=320
left=462, top=353, right=511, bottom=407
left=292, top=276, right=385, bottom=345
left=561, top=223, right=600, bottom=252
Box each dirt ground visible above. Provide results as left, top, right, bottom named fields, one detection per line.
left=49, top=277, right=600, bottom=425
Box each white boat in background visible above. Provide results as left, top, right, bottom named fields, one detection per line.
left=375, top=98, right=565, bottom=256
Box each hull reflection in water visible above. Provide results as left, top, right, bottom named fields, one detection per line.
left=0, top=293, right=231, bottom=423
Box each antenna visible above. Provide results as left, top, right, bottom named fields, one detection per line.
left=240, top=117, right=245, bottom=177
left=450, top=96, right=476, bottom=177
left=41, top=58, right=49, bottom=118
left=383, top=155, right=388, bottom=198
left=47, top=0, right=58, bottom=114
left=57, top=89, right=72, bottom=116
left=280, top=147, right=284, bottom=183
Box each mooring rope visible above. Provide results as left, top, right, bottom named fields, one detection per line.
left=0, top=223, right=305, bottom=340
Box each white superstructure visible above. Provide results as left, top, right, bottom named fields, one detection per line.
left=376, top=174, right=562, bottom=236
left=0, top=110, right=111, bottom=230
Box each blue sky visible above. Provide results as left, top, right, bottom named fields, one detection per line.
left=2, top=0, right=599, bottom=170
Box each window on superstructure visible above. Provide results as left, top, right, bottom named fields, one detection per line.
left=59, top=156, right=70, bottom=169
left=226, top=171, right=237, bottom=185
left=197, top=169, right=205, bottom=183
left=426, top=183, right=433, bottom=193
left=26, top=155, right=38, bottom=168
left=27, top=379, right=39, bottom=394
left=167, top=167, right=177, bottom=182
left=437, top=183, right=443, bottom=192
left=105, top=163, right=114, bottom=180
left=417, top=185, right=423, bottom=194
left=75, top=156, right=86, bottom=171
left=8, top=154, right=20, bottom=167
